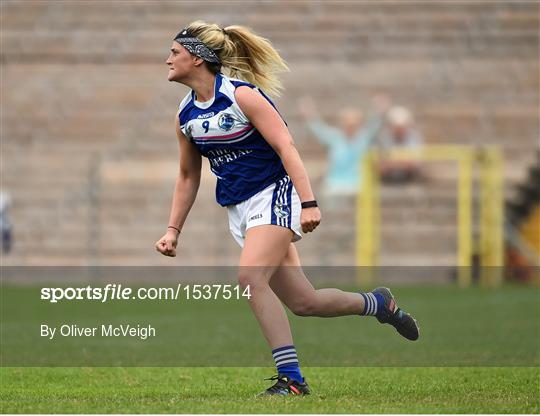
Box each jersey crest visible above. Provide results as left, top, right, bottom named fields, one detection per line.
left=218, top=113, right=236, bottom=131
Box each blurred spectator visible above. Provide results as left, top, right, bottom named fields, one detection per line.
left=0, top=190, right=13, bottom=254
left=298, top=95, right=389, bottom=199
left=378, top=106, right=424, bottom=184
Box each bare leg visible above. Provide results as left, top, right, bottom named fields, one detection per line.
left=270, top=244, right=366, bottom=317
left=238, top=225, right=295, bottom=349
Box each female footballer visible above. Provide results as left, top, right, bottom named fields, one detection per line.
left=156, top=21, right=419, bottom=396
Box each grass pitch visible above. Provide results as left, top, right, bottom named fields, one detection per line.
left=1, top=367, right=538, bottom=413
left=1, top=284, right=539, bottom=413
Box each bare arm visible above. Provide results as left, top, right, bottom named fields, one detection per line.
left=168, top=111, right=202, bottom=230
left=155, top=111, right=202, bottom=256
left=235, top=86, right=321, bottom=233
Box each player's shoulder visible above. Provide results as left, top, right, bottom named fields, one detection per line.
left=220, top=74, right=259, bottom=99
left=233, top=84, right=264, bottom=112
left=223, top=75, right=274, bottom=105
left=178, top=90, right=193, bottom=112
left=178, top=91, right=195, bottom=128
left=227, top=75, right=256, bottom=90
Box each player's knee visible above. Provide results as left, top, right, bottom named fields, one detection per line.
left=237, top=269, right=270, bottom=291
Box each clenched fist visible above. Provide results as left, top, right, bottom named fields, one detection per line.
left=155, top=229, right=179, bottom=257
left=301, top=207, right=321, bottom=233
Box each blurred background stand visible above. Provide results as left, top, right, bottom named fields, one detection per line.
left=1, top=1, right=538, bottom=287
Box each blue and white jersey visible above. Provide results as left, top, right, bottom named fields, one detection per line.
left=178, top=73, right=287, bottom=206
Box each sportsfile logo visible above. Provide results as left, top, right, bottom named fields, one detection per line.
left=40, top=284, right=166, bottom=303
left=40, top=284, right=252, bottom=303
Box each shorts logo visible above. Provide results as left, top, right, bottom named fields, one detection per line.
left=273, top=203, right=290, bottom=219
left=249, top=213, right=263, bottom=221
left=218, top=113, right=235, bottom=131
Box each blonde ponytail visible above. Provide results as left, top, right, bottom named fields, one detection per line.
left=185, top=21, right=289, bottom=97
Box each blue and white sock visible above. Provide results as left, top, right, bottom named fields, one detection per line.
left=272, top=345, right=303, bottom=383
left=359, top=291, right=385, bottom=316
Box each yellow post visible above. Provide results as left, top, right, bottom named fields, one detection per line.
left=357, top=152, right=371, bottom=267
left=478, top=148, right=504, bottom=287
left=357, top=151, right=377, bottom=285
left=479, top=150, right=488, bottom=285
left=372, top=152, right=381, bottom=268
left=457, top=153, right=474, bottom=287
left=491, top=149, right=504, bottom=285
